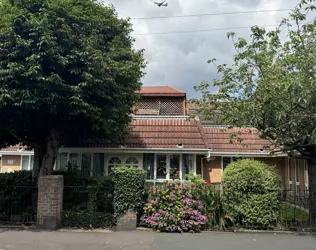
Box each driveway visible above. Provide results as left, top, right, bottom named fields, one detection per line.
left=0, top=229, right=315, bottom=250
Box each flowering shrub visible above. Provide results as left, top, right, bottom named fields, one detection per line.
left=141, top=182, right=206, bottom=232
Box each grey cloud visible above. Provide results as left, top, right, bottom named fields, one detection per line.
left=104, top=0, right=301, bottom=98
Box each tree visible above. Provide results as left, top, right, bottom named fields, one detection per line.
left=0, top=0, right=145, bottom=180
left=194, top=0, right=316, bottom=226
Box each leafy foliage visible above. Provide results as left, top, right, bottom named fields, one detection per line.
left=112, top=167, right=146, bottom=219
left=185, top=171, right=205, bottom=185
left=0, top=0, right=145, bottom=177
left=190, top=182, right=233, bottom=230
left=194, top=0, right=316, bottom=224
left=222, top=159, right=281, bottom=228
left=141, top=182, right=206, bottom=232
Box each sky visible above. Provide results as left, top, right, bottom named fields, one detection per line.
left=102, top=0, right=304, bottom=98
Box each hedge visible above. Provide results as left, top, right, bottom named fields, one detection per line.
left=112, top=167, right=146, bottom=219
left=222, top=159, right=281, bottom=228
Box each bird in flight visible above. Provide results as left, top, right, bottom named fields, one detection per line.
left=154, top=1, right=168, bottom=7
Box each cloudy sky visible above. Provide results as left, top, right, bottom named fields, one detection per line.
left=103, top=0, right=309, bottom=98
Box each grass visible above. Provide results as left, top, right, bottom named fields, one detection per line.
left=280, top=202, right=309, bottom=222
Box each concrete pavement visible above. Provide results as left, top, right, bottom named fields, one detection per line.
left=0, top=229, right=315, bottom=250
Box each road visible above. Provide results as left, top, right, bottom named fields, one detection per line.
left=0, top=229, right=315, bottom=250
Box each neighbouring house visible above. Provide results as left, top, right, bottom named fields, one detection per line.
left=0, top=86, right=309, bottom=193
left=0, top=145, right=34, bottom=173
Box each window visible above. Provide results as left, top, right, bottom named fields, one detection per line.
left=21, top=156, right=30, bottom=170
left=169, top=155, right=180, bottom=180
left=93, top=153, right=105, bottom=177
left=143, top=154, right=154, bottom=180
left=183, top=154, right=194, bottom=179
left=30, top=155, right=34, bottom=170
left=7, top=160, right=14, bottom=165
left=69, top=153, right=80, bottom=169
left=126, top=157, right=139, bottom=167
left=295, top=158, right=300, bottom=183
left=57, top=153, right=68, bottom=170
left=156, top=154, right=167, bottom=179
left=288, top=158, right=292, bottom=182
left=81, top=153, right=92, bottom=177
left=304, top=161, right=309, bottom=193
left=108, top=157, right=121, bottom=174
left=223, top=157, right=232, bottom=171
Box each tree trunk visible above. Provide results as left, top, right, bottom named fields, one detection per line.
left=40, top=130, right=60, bottom=176
left=307, top=159, right=316, bottom=228
left=32, top=145, right=43, bottom=184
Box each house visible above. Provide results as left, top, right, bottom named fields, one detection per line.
left=0, top=86, right=309, bottom=193
left=57, top=86, right=308, bottom=193
left=0, top=145, right=34, bottom=173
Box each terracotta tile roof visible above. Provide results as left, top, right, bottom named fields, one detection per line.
left=0, top=145, right=31, bottom=152
left=77, top=118, right=208, bottom=149
left=137, top=86, right=186, bottom=97
left=203, top=127, right=271, bottom=153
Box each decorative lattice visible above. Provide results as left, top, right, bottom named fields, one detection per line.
left=135, top=98, right=184, bottom=115
left=159, top=99, right=183, bottom=115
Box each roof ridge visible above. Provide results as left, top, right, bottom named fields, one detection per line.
left=167, top=86, right=185, bottom=93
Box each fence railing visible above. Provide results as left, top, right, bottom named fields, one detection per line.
left=62, top=186, right=114, bottom=228
left=0, top=186, right=37, bottom=225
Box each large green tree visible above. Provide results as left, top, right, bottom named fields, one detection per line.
left=0, top=0, right=145, bottom=180
left=195, top=0, right=316, bottom=225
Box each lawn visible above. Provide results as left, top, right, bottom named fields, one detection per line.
left=280, top=203, right=309, bottom=222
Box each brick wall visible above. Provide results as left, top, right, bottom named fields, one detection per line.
left=37, top=175, right=64, bottom=230
left=116, top=210, right=137, bottom=231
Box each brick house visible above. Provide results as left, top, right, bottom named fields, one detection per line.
left=0, top=145, right=34, bottom=173
left=0, top=86, right=309, bottom=193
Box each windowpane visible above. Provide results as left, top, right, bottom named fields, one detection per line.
left=170, top=155, right=180, bottom=180
left=21, top=156, right=29, bottom=170
left=223, top=157, right=231, bottom=171
left=143, top=154, right=154, bottom=180
left=30, top=155, right=34, bottom=170
left=289, top=158, right=292, bottom=182
left=93, top=153, right=104, bottom=177
left=69, top=153, right=80, bottom=169
left=81, top=153, right=92, bottom=177
left=305, top=162, right=309, bottom=185
left=183, top=154, right=194, bottom=180
left=57, top=153, right=68, bottom=170
left=108, top=157, right=121, bottom=175
left=295, top=158, right=300, bottom=183
left=126, top=157, right=139, bottom=167
left=157, top=154, right=167, bottom=179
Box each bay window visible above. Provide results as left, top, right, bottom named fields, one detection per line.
left=143, top=153, right=195, bottom=181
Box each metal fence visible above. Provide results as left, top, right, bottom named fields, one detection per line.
left=62, top=185, right=114, bottom=228
left=0, top=186, right=37, bottom=225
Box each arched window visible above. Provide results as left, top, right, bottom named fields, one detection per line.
left=108, top=157, right=121, bottom=174
left=126, top=157, right=139, bottom=167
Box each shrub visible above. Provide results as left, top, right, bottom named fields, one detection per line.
left=112, top=167, right=146, bottom=219
left=141, top=182, right=206, bottom=232
left=222, top=159, right=281, bottom=228
left=185, top=171, right=205, bottom=185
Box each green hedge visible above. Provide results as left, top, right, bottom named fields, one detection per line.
left=112, top=167, right=146, bottom=219
left=222, top=159, right=281, bottom=228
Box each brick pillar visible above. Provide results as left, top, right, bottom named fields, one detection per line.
left=116, top=210, right=137, bottom=231
left=37, top=175, right=64, bottom=230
